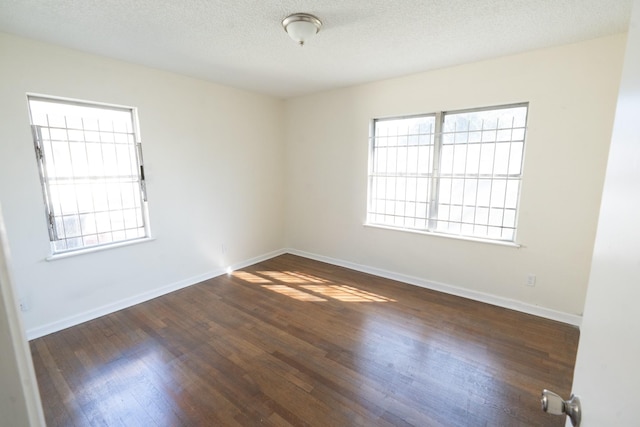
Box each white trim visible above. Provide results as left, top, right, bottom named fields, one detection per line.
left=227, top=248, right=287, bottom=272
left=285, top=248, right=582, bottom=327
left=0, top=204, right=46, bottom=425
left=46, top=237, right=155, bottom=261
left=26, top=248, right=286, bottom=340
left=26, top=92, right=135, bottom=112
left=363, top=223, right=522, bottom=248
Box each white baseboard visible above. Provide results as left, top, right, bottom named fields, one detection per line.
left=26, top=248, right=287, bottom=340
left=229, top=248, right=287, bottom=272
left=27, top=246, right=580, bottom=340
left=285, top=248, right=582, bottom=327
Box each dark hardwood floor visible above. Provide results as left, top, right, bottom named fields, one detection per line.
left=30, top=254, right=579, bottom=426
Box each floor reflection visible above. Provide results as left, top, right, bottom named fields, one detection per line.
left=69, top=342, right=184, bottom=425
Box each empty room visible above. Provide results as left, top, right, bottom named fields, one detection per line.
left=1, top=1, right=640, bottom=426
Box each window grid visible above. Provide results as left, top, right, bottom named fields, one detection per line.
left=368, top=115, right=437, bottom=231
left=367, top=104, right=527, bottom=242
left=29, top=97, right=148, bottom=254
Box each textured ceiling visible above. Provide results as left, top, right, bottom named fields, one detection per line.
left=0, top=0, right=633, bottom=98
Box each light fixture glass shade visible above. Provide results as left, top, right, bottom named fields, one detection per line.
left=282, top=13, right=322, bottom=46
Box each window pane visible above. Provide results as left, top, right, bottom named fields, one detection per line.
left=440, top=145, right=454, bottom=174
left=439, top=178, right=451, bottom=204
left=51, top=139, right=71, bottom=178
left=57, top=185, right=78, bottom=215
left=438, top=204, right=450, bottom=221
left=416, top=178, right=430, bottom=203
left=28, top=96, right=149, bottom=254
left=367, top=104, right=527, bottom=242
left=69, top=142, right=88, bottom=176
left=505, top=180, right=520, bottom=209
left=461, top=223, right=474, bottom=236
left=509, top=141, right=524, bottom=174
left=462, top=207, right=475, bottom=224
left=466, top=144, right=481, bottom=174
left=494, top=143, right=510, bottom=175
left=452, top=145, right=467, bottom=174
left=476, top=207, right=489, bottom=225
left=375, top=147, right=387, bottom=173
left=107, top=184, right=123, bottom=210
left=479, top=144, right=495, bottom=175
left=92, top=184, right=109, bottom=212
left=468, top=131, right=482, bottom=142
left=503, top=209, right=516, bottom=228
left=95, top=212, right=111, bottom=233
left=477, top=179, right=492, bottom=206
left=407, top=147, right=418, bottom=173
left=98, top=233, right=113, bottom=244
left=450, top=205, right=462, bottom=222
left=463, top=179, right=478, bottom=206
left=416, top=146, right=429, bottom=173
left=490, top=180, right=507, bottom=208
left=80, top=213, right=97, bottom=235
left=451, top=179, right=464, bottom=205
left=84, top=130, right=101, bottom=143
left=75, top=184, right=94, bottom=213
left=369, top=114, right=436, bottom=230
left=501, top=229, right=515, bottom=241
left=110, top=211, right=125, bottom=232
left=66, top=237, right=83, bottom=250
left=489, top=208, right=503, bottom=226
left=396, top=178, right=407, bottom=200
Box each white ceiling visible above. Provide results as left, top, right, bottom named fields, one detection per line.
left=0, top=0, right=633, bottom=98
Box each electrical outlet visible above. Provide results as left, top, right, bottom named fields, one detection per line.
left=526, top=274, right=536, bottom=287
left=221, top=244, right=226, bottom=254
left=18, top=297, right=30, bottom=312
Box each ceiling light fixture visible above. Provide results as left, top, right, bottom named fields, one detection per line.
left=282, top=13, right=322, bottom=46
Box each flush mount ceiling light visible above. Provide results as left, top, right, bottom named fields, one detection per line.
left=282, top=13, right=322, bottom=46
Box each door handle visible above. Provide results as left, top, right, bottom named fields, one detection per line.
left=541, top=389, right=581, bottom=426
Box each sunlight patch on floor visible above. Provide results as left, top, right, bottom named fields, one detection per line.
left=232, top=270, right=396, bottom=302
left=232, top=271, right=272, bottom=283
left=259, top=271, right=307, bottom=283
left=232, top=269, right=396, bottom=304
left=261, top=285, right=327, bottom=302
left=300, top=284, right=396, bottom=302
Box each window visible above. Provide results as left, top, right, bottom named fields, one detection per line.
left=367, top=103, right=528, bottom=242
left=27, top=96, right=149, bottom=254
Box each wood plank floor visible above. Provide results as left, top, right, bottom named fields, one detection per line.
left=30, top=254, right=579, bottom=426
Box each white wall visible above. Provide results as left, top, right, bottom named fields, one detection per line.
left=0, top=33, right=285, bottom=337
left=570, top=0, right=640, bottom=423
left=284, top=35, right=625, bottom=318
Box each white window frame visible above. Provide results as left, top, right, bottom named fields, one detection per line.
left=27, top=95, right=150, bottom=255
left=367, top=103, right=528, bottom=244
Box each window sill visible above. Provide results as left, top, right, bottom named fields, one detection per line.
left=363, top=223, right=521, bottom=248
left=45, top=237, right=155, bottom=261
